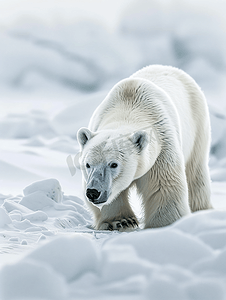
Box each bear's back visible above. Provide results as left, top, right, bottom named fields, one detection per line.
left=131, top=65, right=208, bottom=162
left=89, top=65, right=209, bottom=163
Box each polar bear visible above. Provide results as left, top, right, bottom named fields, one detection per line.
left=77, top=65, right=213, bottom=231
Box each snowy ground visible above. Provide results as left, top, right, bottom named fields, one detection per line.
left=0, top=0, right=226, bottom=299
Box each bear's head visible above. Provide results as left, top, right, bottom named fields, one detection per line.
left=77, top=127, right=150, bottom=208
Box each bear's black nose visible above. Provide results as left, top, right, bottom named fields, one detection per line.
left=86, top=189, right=101, bottom=202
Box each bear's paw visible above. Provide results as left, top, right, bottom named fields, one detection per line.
left=97, top=217, right=139, bottom=232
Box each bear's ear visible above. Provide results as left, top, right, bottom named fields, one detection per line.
left=77, top=127, right=94, bottom=147
left=130, top=131, right=148, bottom=153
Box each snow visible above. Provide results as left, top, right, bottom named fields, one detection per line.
left=1, top=200, right=226, bottom=299
left=0, top=208, right=12, bottom=228
left=20, top=191, right=56, bottom=211
left=0, top=260, right=67, bottom=300
left=0, top=0, right=226, bottom=299
left=23, top=178, right=63, bottom=203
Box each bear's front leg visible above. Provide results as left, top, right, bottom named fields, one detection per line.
left=136, top=159, right=191, bottom=228
left=94, top=189, right=139, bottom=231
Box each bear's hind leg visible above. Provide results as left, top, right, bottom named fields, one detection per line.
left=95, top=188, right=139, bottom=231
left=185, top=89, right=213, bottom=212
left=186, top=156, right=213, bottom=212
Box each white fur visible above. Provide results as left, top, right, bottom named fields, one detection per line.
left=78, top=65, right=213, bottom=230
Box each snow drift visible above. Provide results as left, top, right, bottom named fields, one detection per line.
left=0, top=179, right=225, bottom=300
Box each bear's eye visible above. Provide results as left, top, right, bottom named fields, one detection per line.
left=110, top=163, right=118, bottom=169
left=86, top=163, right=90, bottom=168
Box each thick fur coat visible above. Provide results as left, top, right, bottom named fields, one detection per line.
left=77, top=65, right=213, bottom=231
